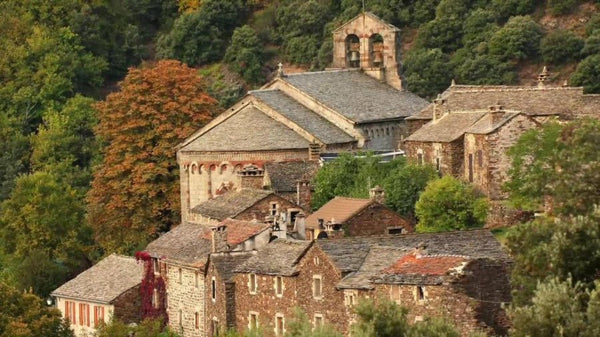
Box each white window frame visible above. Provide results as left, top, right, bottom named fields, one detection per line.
left=248, top=273, right=258, bottom=295
left=274, top=313, right=285, bottom=336
left=274, top=276, right=284, bottom=297
left=313, top=275, right=323, bottom=299
left=248, top=311, right=259, bottom=330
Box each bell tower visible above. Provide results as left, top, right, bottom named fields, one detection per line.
left=332, top=12, right=403, bottom=90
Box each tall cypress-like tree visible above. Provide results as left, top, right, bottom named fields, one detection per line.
left=87, top=60, right=218, bottom=254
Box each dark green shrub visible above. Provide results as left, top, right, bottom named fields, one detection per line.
left=404, top=48, right=453, bottom=99
left=571, top=54, right=600, bottom=93
left=488, top=16, right=543, bottom=60
left=491, top=0, right=536, bottom=20
left=540, top=30, right=583, bottom=65
left=454, top=52, right=518, bottom=84
left=224, top=25, right=265, bottom=84
left=284, top=36, right=320, bottom=65
left=582, top=33, right=600, bottom=56
left=548, top=0, right=580, bottom=16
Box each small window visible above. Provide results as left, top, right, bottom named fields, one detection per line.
left=195, top=312, right=200, bottom=329
left=178, top=268, right=182, bottom=284
left=270, top=203, right=278, bottom=216
left=153, top=258, right=160, bottom=275
left=275, top=276, right=283, bottom=297
left=477, top=150, right=483, bottom=168
left=417, top=153, right=424, bottom=165
left=152, top=288, right=159, bottom=309
left=275, top=315, right=285, bottom=336
left=314, top=314, right=324, bottom=328
left=65, top=300, right=76, bottom=323
left=391, top=285, right=401, bottom=303
left=79, top=303, right=90, bottom=327
left=178, top=309, right=183, bottom=326
left=195, top=272, right=199, bottom=288
left=249, top=312, right=259, bottom=330
left=212, top=318, right=219, bottom=337
left=435, top=158, right=441, bottom=172
left=249, top=274, right=258, bottom=294
left=314, top=256, right=320, bottom=266
left=313, top=275, right=323, bottom=299
left=416, top=286, right=426, bottom=301
left=387, top=227, right=404, bottom=235
left=211, top=278, right=216, bottom=301
left=468, top=154, right=474, bottom=182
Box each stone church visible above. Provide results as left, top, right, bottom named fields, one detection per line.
left=177, top=12, right=428, bottom=222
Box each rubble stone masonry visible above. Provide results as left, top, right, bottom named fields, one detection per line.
left=166, top=264, right=205, bottom=337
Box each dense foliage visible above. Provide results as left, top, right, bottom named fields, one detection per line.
left=94, top=317, right=179, bottom=337
left=415, top=176, right=487, bottom=232
left=87, top=60, right=218, bottom=254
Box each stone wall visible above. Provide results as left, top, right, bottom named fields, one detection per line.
left=165, top=264, right=205, bottom=337
left=205, top=263, right=227, bottom=336
left=404, top=139, right=464, bottom=176
left=113, top=285, right=142, bottom=324
left=232, top=245, right=347, bottom=336
left=359, top=120, right=410, bottom=152
left=235, top=194, right=305, bottom=226
left=345, top=203, right=414, bottom=236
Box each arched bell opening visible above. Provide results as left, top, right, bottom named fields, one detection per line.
left=345, top=34, right=360, bottom=68
left=369, top=34, right=384, bottom=68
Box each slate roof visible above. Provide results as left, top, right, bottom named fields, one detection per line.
left=282, top=70, right=428, bottom=123
left=319, top=229, right=508, bottom=276
left=251, top=89, right=355, bottom=144
left=180, top=106, right=309, bottom=152
left=465, top=111, right=520, bottom=134
left=264, top=161, right=319, bottom=193
left=404, top=111, right=487, bottom=143
left=191, top=189, right=273, bottom=221
left=306, top=197, right=374, bottom=229
left=200, top=218, right=270, bottom=246
left=51, top=254, right=142, bottom=303
left=209, top=252, right=255, bottom=281
left=407, top=84, right=600, bottom=121
left=233, top=239, right=312, bottom=276
left=145, top=223, right=212, bottom=267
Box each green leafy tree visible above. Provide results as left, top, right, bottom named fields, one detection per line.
left=461, top=9, right=499, bottom=48
left=311, top=153, right=404, bottom=210
left=403, top=48, right=453, bottom=99
left=94, top=317, right=180, bottom=337
left=507, top=210, right=600, bottom=305
left=571, top=55, right=600, bottom=93
left=87, top=60, right=218, bottom=254
left=0, top=115, right=29, bottom=201
left=383, top=164, right=438, bottom=221
left=582, top=33, right=600, bottom=56
left=351, top=299, right=410, bottom=337
left=510, top=278, right=600, bottom=337
left=548, top=0, right=581, bottom=16
left=488, top=16, right=542, bottom=61
left=0, top=282, right=74, bottom=337
left=0, top=172, right=92, bottom=297
left=224, top=25, right=265, bottom=84
left=540, top=30, right=583, bottom=65
left=490, top=0, right=536, bottom=20
left=407, top=318, right=461, bottom=337
left=505, top=118, right=600, bottom=215
left=30, top=95, right=100, bottom=193
left=453, top=50, right=517, bottom=85
left=156, top=0, right=248, bottom=66
left=285, top=308, right=343, bottom=337
left=415, top=176, right=488, bottom=232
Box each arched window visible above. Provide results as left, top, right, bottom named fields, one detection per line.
left=345, top=34, right=360, bottom=68
left=191, top=164, right=198, bottom=175
left=369, top=34, right=384, bottom=67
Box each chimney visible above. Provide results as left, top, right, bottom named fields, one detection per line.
left=211, top=225, right=228, bottom=253
left=293, top=212, right=306, bottom=240
left=277, top=62, right=286, bottom=78
left=318, top=218, right=325, bottom=229
left=488, top=103, right=505, bottom=124
left=296, top=180, right=312, bottom=210
left=237, top=164, right=264, bottom=189
left=369, top=185, right=385, bottom=204
left=432, top=94, right=446, bottom=122
left=537, top=66, right=550, bottom=87
left=414, top=242, right=427, bottom=258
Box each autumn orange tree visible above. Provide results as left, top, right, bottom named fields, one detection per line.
left=88, top=60, right=218, bottom=254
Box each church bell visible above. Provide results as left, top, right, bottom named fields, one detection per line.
left=373, top=50, right=383, bottom=66
left=350, top=50, right=360, bottom=62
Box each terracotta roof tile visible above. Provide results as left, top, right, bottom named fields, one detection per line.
left=383, top=254, right=465, bottom=276
left=306, top=197, right=374, bottom=229
left=200, top=219, right=270, bottom=246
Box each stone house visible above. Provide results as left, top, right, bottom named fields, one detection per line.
left=263, top=160, right=319, bottom=210
left=319, top=229, right=511, bottom=336
left=51, top=254, right=143, bottom=337
left=230, top=239, right=349, bottom=336
left=305, top=189, right=413, bottom=240
left=144, top=219, right=271, bottom=337
left=189, top=188, right=305, bottom=231
left=176, top=12, right=428, bottom=222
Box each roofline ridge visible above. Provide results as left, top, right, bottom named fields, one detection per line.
left=285, top=69, right=359, bottom=77
left=249, top=88, right=280, bottom=94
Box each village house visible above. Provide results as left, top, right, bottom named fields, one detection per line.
left=144, top=219, right=271, bottom=337
left=320, top=229, right=511, bottom=336
left=403, top=72, right=600, bottom=225
left=189, top=188, right=305, bottom=230
left=51, top=254, right=143, bottom=337
left=176, top=12, right=428, bottom=222
left=263, top=160, right=319, bottom=209
left=305, top=187, right=413, bottom=240
left=229, top=239, right=349, bottom=336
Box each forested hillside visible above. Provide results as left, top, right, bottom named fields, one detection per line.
left=1, top=0, right=600, bottom=305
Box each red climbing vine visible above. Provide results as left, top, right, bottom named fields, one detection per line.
left=135, top=251, right=168, bottom=323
